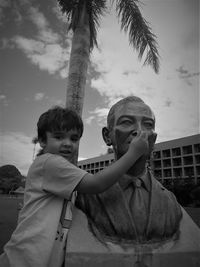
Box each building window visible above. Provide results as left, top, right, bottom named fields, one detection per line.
left=173, top=168, right=182, bottom=178
left=183, top=156, right=193, bottom=166
left=153, top=151, right=161, bottom=159
left=164, top=169, right=172, bottom=177
left=154, top=170, right=162, bottom=178
left=182, top=145, right=192, bottom=155
left=162, top=149, right=171, bottom=158
left=194, top=144, right=200, bottom=153
left=153, top=160, right=161, bottom=169
left=100, top=161, right=104, bottom=167
left=105, top=160, right=109, bottom=166
left=173, top=158, right=181, bottom=166
left=172, top=147, right=181, bottom=156
left=195, top=155, right=200, bottom=164
left=184, top=166, right=194, bottom=177
left=163, top=159, right=171, bottom=168
left=95, top=162, right=99, bottom=168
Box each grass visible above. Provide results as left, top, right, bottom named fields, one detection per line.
left=0, top=196, right=199, bottom=254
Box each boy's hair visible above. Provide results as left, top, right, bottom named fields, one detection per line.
left=37, top=106, right=83, bottom=143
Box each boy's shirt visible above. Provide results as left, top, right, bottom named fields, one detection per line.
left=0, top=153, right=87, bottom=267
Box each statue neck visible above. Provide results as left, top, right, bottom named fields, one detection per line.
left=115, top=154, right=147, bottom=177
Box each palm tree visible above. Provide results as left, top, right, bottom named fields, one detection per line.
left=57, top=0, right=160, bottom=116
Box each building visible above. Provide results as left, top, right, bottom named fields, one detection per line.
left=78, top=153, right=115, bottom=174
left=151, top=134, right=200, bottom=185
left=78, top=134, right=200, bottom=185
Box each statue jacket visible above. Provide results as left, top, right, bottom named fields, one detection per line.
left=76, top=169, right=182, bottom=244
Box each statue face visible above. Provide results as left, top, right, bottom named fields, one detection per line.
left=108, top=102, right=156, bottom=159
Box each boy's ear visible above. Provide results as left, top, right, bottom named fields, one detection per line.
left=38, top=139, right=46, bottom=148
left=102, top=127, right=112, bottom=146
left=148, top=131, right=157, bottom=154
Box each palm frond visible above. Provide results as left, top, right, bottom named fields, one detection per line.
left=57, top=0, right=107, bottom=50
left=86, top=0, right=107, bottom=49
left=57, top=0, right=79, bottom=29
left=115, top=0, right=160, bottom=73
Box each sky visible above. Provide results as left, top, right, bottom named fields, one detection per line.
left=0, top=0, right=199, bottom=175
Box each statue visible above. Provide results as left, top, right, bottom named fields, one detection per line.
left=66, top=96, right=200, bottom=266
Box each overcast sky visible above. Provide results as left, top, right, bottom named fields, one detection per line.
left=0, top=0, right=199, bottom=175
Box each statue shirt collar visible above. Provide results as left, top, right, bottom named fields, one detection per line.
left=118, top=167, right=151, bottom=192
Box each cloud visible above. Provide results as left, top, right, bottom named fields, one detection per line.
left=0, top=0, right=10, bottom=8
left=176, top=65, right=200, bottom=79
left=85, top=107, right=109, bottom=126
left=52, top=2, right=70, bottom=24
left=0, top=94, right=8, bottom=106
left=4, top=2, right=71, bottom=78
left=0, top=132, right=35, bottom=175
left=33, top=93, right=64, bottom=106
left=164, top=98, right=172, bottom=107
left=123, top=70, right=138, bottom=76
left=0, top=0, right=11, bottom=25
left=12, top=35, right=69, bottom=76
left=34, top=93, right=45, bottom=101
left=89, top=45, right=199, bottom=142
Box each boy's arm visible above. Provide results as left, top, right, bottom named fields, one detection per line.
left=75, top=132, right=148, bottom=194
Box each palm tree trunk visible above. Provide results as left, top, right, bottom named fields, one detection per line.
left=66, top=3, right=90, bottom=164
left=66, top=3, right=90, bottom=116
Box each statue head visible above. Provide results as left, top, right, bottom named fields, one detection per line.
left=102, top=96, right=157, bottom=172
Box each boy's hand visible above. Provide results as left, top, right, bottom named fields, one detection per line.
left=129, top=131, right=149, bottom=158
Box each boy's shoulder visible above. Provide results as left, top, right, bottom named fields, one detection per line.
left=34, top=153, right=65, bottom=165
left=30, top=153, right=65, bottom=171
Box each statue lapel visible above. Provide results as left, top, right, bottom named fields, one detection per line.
left=101, top=183, right=138, bottom=240
left=146, top=171, right=168, bottom=239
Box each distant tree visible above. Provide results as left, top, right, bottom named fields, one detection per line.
left=0, top=165, right=23, bottom=194
left=190, top=186, right=200, bottom=207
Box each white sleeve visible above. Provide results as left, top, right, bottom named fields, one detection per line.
left=42, top=155, right=87, bottom=199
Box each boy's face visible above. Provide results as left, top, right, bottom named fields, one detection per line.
left=42, top=129, right=80, bottom=163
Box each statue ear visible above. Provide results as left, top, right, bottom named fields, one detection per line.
left=102, top=127, right=112, bottom=146
left=148, top=131, right=157, bottom=154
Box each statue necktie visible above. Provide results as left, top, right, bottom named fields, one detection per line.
left=130, top=178, right=148, bottom=240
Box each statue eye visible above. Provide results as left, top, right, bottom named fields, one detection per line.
left=120, top=119, right=132, bottom=126
left=144, top=121, right=154, bottom=128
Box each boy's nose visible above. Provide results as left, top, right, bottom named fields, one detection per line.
left=62, top=138, right=72, bottom=147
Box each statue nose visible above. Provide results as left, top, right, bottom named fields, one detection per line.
left=132, top=131, right=138, bottom=137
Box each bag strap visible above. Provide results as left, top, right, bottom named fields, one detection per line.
left=60, top=192, right=76, bottom=229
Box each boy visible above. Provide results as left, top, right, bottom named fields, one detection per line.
left=0, top=106, right=148, bottom=267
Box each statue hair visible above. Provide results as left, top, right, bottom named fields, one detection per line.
left=107, top=96, right=149, bottom=130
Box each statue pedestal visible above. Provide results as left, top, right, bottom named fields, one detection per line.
left=65, top=207, right=200, bottom=267
left=66, top=252, right=199, bottom=267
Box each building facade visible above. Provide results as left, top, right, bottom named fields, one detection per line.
left=78, top=134, right=200, bottom=185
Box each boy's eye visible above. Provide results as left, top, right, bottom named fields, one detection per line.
left=71, top=135, right=79, bottom=142
left=53, top=133, right=65, bottom=140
